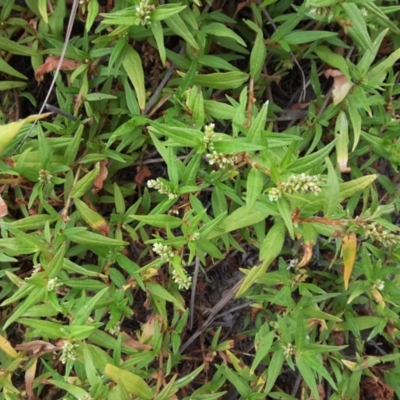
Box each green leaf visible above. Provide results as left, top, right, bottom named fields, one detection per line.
left=131, top=214, right=182, bottom=229
left=65, top=230, right=128, bottom=247
left=287, top=140, right=336, bottom=173
left=264, top=348, right=284, bottom=394
left=347, top=94, right=362, bottom=151
left=247, top=100, right=269, bottom=144
left=323, top=156, right=340, bottom=217
left=313, top=46, right=349, bottom=77
left=5, top=214, right=59, bottom=231
left=74, top=198, right=109, bottom=235
left=122, top=45, right=146, bottom=110
left=367, top=48, right=400, bottom=87
left=4, top=287, right=46, bottom=329
left=237, top=222, right=286, bottom=296
left=277, top=197, right=294, bottom=239
left=284, top=30, right=337, bottom=45
left=0, top=58, right=28, bottom=80
left=201, top=23, right=246, bottom=47
left=146, top=282, right=185, bottom=311
left=250, top=330, right=275, bottom=373
left=48, top=380, right=89, bottom=399
left=341, top=3, right=372, bottom=51
left=18, top=317, right=65, bottom=338
left=246, top=168, right=264, bottom=210
left=296, top=355, right=320, bottom=399
left=104, top=364, right=153, bottom=399
left=206, top=205, right=270, bottom=240
left=165, top=13, right=198, bottom=50
left=150, top=21, right=166, bottom=66
left=335, top=111, right=349, bottom=173
left=0, top=36, right=37, bottom=56
left=86, top=0, right=99, bottom=31
left=151, top=4, right=186, bottom=22
left=85, top=93, right=117, bottom=101
left=148, top=121, right=203, bottom=147
left=177, top=71, right=249, bottom=90
left=69, top=163, right=100, bottom=198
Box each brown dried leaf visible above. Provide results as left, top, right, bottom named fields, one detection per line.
left=0, top=194, right=8, bottom=218
left=15, top=340, right=61, bottom=357
left=135, top=165, right=152, bottom=185
left=324, top=68, right=352, bottom=105
left=92, top=159, right=108, bottom=193
left=35, top=56, right=83, bottom=83
left=296, top=243, right=313, bottom=269
left=25, top=358, right=39, bottom=400
left=123, top=338, right=152, bottom=350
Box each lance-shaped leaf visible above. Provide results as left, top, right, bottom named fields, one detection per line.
left=0, top=112, right=51, bottom=154
left=104, top=364, right=153, bottom=399
left=342, top=232, right=357, bottom=290
left=122, top=45, right=146, bottom=110
left=335, top=111, right=350, bottom=173
left=74, top=198, right=109, bottom=236
left=237, top=222, right=286, bottom=297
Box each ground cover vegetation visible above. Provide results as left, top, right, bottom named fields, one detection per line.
left=1, top=0, right=400, bottom=399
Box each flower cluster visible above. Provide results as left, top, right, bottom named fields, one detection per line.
left=46, top=277, right=62, bottom=291
left=205, top=151, right=235, bottom=168
left=306, top=7, right=334, bottom=22
left=172, top=269, right=192, bottom=290
left=147, top=178, right=178, bottom=200
left=152, top=243, right=174, bottom=262
left=268, top=173, right=323, bottom=202
left=203, top=123, right=235, bottom=169
left=38, top=169, right=53, bottom=185
left=60, top=340, right=78, bottom=364
left=108, top=321, right=121, bottom=336
left=363, top=221, right=400, bottom=247
left=282, top=343, right=295, bottom=358
left=135, top=0, right=155, bottom=25
left=189, top=232, right=200, bottom=241
left=371, top=279, right=385, bottom=291
left=203, top=123, right=216, bottom=149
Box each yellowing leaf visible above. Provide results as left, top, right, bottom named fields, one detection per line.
left=104, top=364, right=153, bottom=399
left=0, top=113, right=52, bottom=153
left=0, top=334, right=18, bottom=358
left=74, top=198, right=109, bottom=236
left=342, top=232, right=357, bottom=290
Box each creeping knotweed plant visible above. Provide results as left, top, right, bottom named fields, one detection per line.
left=268, top=173, right=324, bottom=201
left=60, top=340, right=78, bottom=364
left=152, top=243, right=174, bottom=262
left=147, top=178, right=178, bottom=200
left=135, top=0, right=155, bottom=25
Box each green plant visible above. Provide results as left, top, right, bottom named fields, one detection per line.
left=1, top=0, right=400, bottom=399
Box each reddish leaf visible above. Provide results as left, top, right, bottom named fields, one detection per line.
left=92, top=159, right=108, bottom=193
left=0, top=194, right=8, bottom=218
left=35, top=56, right=83, bottom=83
left=135, top=165, right=152, bottom=185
